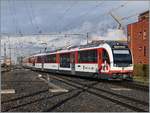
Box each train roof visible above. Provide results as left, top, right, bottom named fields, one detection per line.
left=26, top=40, right=128, bottom=58
left=104, top=41, right=128, bottom=48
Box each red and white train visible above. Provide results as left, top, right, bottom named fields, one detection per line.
left=23, top=41, right=133, bottom=80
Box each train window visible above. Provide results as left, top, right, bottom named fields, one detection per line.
left=35, top=57, right=37, bottom=63
left=113, top=50, right=129, bottom=54
left=37, top=56, right=42, bottom=63
left=43, top=55, right=46, bottom=63
left=45, top=54, right=56, bottom=63
left=113, top=49, right=132, bottom=66
left=32, top=57, right=35, bottom=66
left=29, top=57, right=33, bottom=63
left=78, top=49, right=97, bottom=63
left=60, top=53, right=70, bottom=68
left=28, top=58, right=31, bottom=63
left=51, top=54, right=56, bottom=63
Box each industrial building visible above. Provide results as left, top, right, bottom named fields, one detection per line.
left=127, top=10, right=149, bottom=64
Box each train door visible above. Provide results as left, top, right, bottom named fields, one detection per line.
left=32, top=57, right=35, bottom=67
left=100, top=49, right=110, bottom=73
left=41, top=56, right=44, bottom=71
left=102, top=49, right=110, bottom=64
left=71, top=52, right=75, bottom=75
left=98, top=49, right=102, bottom=70
left=98, top=49, right=110, bottom=73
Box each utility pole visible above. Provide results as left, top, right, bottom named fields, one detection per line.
left=8, top=36, right=12, bottom=66
left=0, top=34, right=1, bottom=76
left=87, top=32, right=89, bottom=44
left=4, top=43, right=6, bottom=64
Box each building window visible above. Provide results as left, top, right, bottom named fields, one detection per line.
left=143, top=30, right=146, bottom=40
left=139, top=32, right=142, bottom=35
left=144, top=46, right=146, bottom=57
left=138, top=32, right=142, bottom=38
left=139, top=47, right=142, bottom=51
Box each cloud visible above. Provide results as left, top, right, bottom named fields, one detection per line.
left=1, top=20, right=126, bottom=60
left=1, top=0, right=149, bottom=63
left=90, top=29, right=127, bottom=42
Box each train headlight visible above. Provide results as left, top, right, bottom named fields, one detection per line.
left=130, top=64, right=133, bottom=67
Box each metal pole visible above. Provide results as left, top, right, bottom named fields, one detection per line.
left=8, top=36, right=12, bottom=67
left=0, top=34, right=1, bottom=78
left=87, top=32, right=89, bottom=44
left=4, top=43, right=6, bottom=64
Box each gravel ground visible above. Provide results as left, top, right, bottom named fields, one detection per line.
left=1, top=68, right=149, bottom=112
left=53, top=74, right=149, bottom=103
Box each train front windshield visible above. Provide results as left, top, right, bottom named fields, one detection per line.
left=113, top=49, right=132, bottom=67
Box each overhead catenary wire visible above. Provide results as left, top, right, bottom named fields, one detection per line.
left=8, top=0, right=18, bottom=35
left=54, top=1, right=78, bottom=32
left=110, top=1, right=128, bottom=12
left=120, top=13, right=139, bottom=20
left=61, top=1, right=78, bottom=21
left=12, top=0, right=26, bottom=57
left=28, top=0, right=43, bottom=34
left=62, top=1, right=128, bottom=32
left=61, top=1, right=104, bottom=32
left=5, top=0, right=9, bottom=35
left=6, top=0, right=17, bottom=61
left=61, top=1, right=129, bottom=44
left=12, top=0, right=23, bottom=36
left=24, top=0, right=39, bottom=34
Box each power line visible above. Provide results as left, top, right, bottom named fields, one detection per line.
left=110, top=2, right=128, bottom=12
left=8, top=0, right=18, bottom=34
left=12, top=0, right=23, bottom=36
left=61, top=1, right=104, bottom=32
left=24, top=0, right=38, bottom=34
left=62, top=1, right=128, bottom=32
left=121, top=13, right=139, bottom=20
left=28, top=0, right=43, bottom=34
left=1, top=32, right=85, bottom=37
left=53, top=1, right=78, bottom=32
left=61, top=1, right=78, bottom=21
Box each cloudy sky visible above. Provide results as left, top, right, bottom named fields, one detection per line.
left=1, top=0, right=149, bottom=34
left=0, top=0, right=149, bottom=62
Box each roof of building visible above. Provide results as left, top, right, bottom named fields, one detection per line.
left=139, top=10, right=149, bottom=17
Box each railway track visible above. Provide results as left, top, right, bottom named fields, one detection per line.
left=2, top=89, right=75, bottom=112
left=40, top=72, right=149, bottom=92
left=53, top=75, right=149, bottom=105
left=2, top=74, right=98, bottom=112
left=111, top=81, right=149, bottom=91
left=3, top=67, right=148, bottom=91
left=2, top=69, right=148, bottom=112
left=40, top=73, right=148, bottom=112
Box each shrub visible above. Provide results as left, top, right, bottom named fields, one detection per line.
left=133, top=64, right=149, bottom=78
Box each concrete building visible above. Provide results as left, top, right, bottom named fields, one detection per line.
left=127, top=10, right=149, bottom=64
